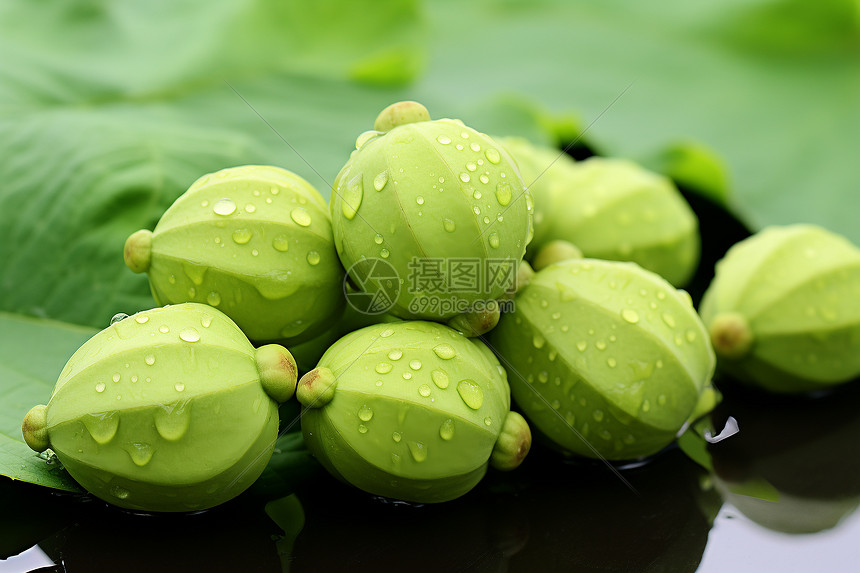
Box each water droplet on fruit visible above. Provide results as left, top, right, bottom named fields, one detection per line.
left=213, top=198, right=236, bottom=216
left=179, top=328, right=200, bottom=343
left=408, top=441, right=427, bottom=462
left=291, top=208, right=311, bottom=226
left=439, top=419, right=454, bottom=440
left=431, top=369, right=449, bottom=388
left=434, top=344, right=456, bottom=359
left=418, top=384, right=431, bottom=397
left=374, top=171, right=388, bottom=191
left=272, top=235, right=290, bottom=252
left=457, top=379, right=484, bottom=409
left=622, top=309, right=640, bottom=324
left=485, top=148, right=501, bottom=164
left=376, top=362, right=393, bottom=374
left=358, top=405, right=373, bottom=422
left=307, top=251, right=321, bottom=265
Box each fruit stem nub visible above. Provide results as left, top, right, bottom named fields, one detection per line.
left=709, top=312, right=753, bottom=360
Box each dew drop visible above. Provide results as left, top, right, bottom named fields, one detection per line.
left=433, top=344, right=456, bottom=359
left=144, top=354, right=155, bottom=365
left=621, top=309, right=640, bottom=324
left=174, top=383, right=186, bottom=392
left=95, top=383, right=106, bottom=393
left=607, top=358, right=617, bottom=368
left=593, top=410, right=604, bottom=422
left=485, top=148, right=501, bottom=164
left=379, top=248, right=389, bottom=259
left=380, top=328, right=395, bottom=338
left=409, top=359, right=422, bottom=370
left=374, top=233, right=384, bottom=245
left=431, top=369, right=449, bottom=389
left=358, top=405, right=374, bottom=422
left=83, top=412, right=119, bottom=445
left=374, top=171, right=388, bottom=191
left=159, top=325, right=170, bottom=334
left=388, top=349, right=403, bottom=360
left=576, top=341, right=587, bottom=352
left=662, top=313, right=676, bottom=328
left=416, top=196, right=425, bottom=205
left=488, top=233, right=500, bottom=248
left=533, top=334, right=546, bottom=349
left=245, top=203, right=256, bottom=213
left=125, top=442, right=154, bottom=467
left=110, top=313, right=128, bottom=325
left=213, top=198, right=236, bottom=216
left=457, top=379, right=484, bottom=409
left=206, top=291, right=221, bottom=306
left=479, top=174, right=489, bottom=184
left=110, top=485, right=130, bottom=500
left=392, top=431, right=402, bottom=443
left=440, top=419, right=454, bottom=440
left=483, top=416, right=493, bottom=426
left=272, top=235, right=290, bottom=252
left=402, top=372, right=412, bottom=380
left=437, top=135, right=451, bottom=145
left=443, top=219, right=456, bottom=232
left=418, top=384, right=431, bottom=397
left=376, top=362, right=393, bottom=374
left=134, top=314, right=149, bottom=324
left=307, top=251, right=321, bottom=265
left=459, top=172, right=471, bottom=183
left=291, top=208, right=312, bottom=226
left=179, top=328, right=200, bottom=343
left=408, top=441, right=428, bottom=462
left=358, top=424, right=369, bottom=434
left=685, top=329, right=697, bottom=342
left=496, top=183, right=512, bottom=206
left=466, top=162, right=477, bottom=172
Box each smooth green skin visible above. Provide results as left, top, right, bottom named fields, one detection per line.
left=289, top=305, right=399, bottom=375
left=496, top=136, right=577, bottom=259
left=330, top=105, right=533, bottom=320
left=490, top=259, right=715, bottom=460
left=533, top=157, right=700, bottom=287
left=23, top=303, right=293, bottom=512
left=299, top=321, right=523, bottom=503
left=125, top=165, right=344, bottom=345
left=699, top=224, right=860, bottom=393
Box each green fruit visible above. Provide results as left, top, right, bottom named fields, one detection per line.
left=298, top=321, right=531, bottom=503
left=535, top=157, right=700, bottom=286
left=489, top=259, right=715, bottom=460
left=22, top=303, right=297, bottom=512
left=124, top=165, right=344, bottom=345
left=700, top=224, right=860, bottom=393
left=496, top=136, right=577, bottom=257
left=330, top=102, right=533, bottom=321
left=531, top=239, right=583, bottom=271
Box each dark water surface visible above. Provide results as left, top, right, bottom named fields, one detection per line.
left=2, top=379, right=859, bottom=573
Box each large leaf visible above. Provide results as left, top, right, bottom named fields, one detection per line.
left=415, top=0, right=860, bottom=239
left=0, top=0, right=424, bottom=328
left=0, top=313, right=94, bottom=491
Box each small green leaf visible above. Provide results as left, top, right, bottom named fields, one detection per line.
left=0, top=313, right=94, bottom=491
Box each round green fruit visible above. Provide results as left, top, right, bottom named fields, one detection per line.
left=330, top=102, right=534, bottom=321
left=534, top=157, right=700, bottom=286
left=496, top=136, right=577, bottom=258
left=298, top=321, right=531, bottom=503
left=489, top=259, right=715, bottom=460
left=124, top=165, right=344, bottom=345
left=700, top=224, right=860, bottom=393
left=22, top=303, right=297, bottom=512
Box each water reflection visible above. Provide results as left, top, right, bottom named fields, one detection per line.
left=290, top=448, right=719, bottom=572
left=707, top=378, right=860, bottom=534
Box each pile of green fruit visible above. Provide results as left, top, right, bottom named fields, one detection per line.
left=22, top=101, right=860, bottom=512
